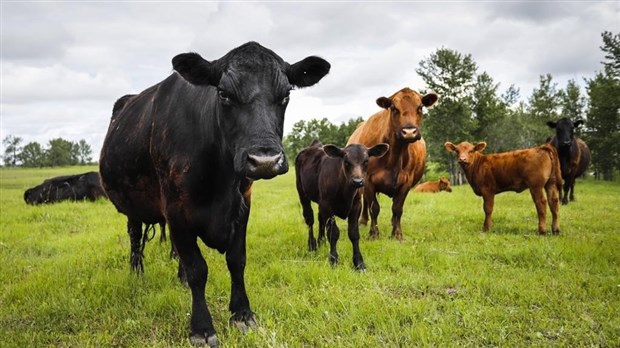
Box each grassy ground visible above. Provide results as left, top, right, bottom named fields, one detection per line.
left=1, top=166, right=619, bottom=347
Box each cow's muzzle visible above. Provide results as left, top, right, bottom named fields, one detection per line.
left=351, top=177, right=364, bottom=188
left=246, top=151, right=288, bottom=180
left=399, top=127, right=421, bottom=143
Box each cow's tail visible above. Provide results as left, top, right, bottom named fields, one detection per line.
left=541, top=144, right=563, bottom=191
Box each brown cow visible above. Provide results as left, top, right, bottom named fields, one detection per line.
left=295, top=141, right=389, bottom=270
left=445, top=141, right=562, bottom=234
left=413, top=177, right=452, bottom=193
left=347, top=87, right=439, bottom=240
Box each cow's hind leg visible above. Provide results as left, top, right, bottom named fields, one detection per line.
left=482, top=194, right=494, bottom=232
left=561, top=178, right=571, bottom=205
left=546, top=182, right=561, bottom=234
left=366, top=189, right=381, bottom=239
left=390, top=190, right=409, bottom=241
left=300, top=196, right=317, bottom=251
left=127, top=217, right=144, bottom=273
left=529, top=187, right=548, bottom=235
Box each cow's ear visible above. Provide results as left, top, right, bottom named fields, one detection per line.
left=474, top=142, right=487, bottom=152
left=574, top=119, right=584, bottom=128
left=172, top=53, right=220, bottom=86
left=546, top=121, right=557, bottom=129
left=422, top=93, right=439, bottom=108
left=444, top=142, right=456, bottom=152
left=376, top=97, right=393, bottom=109
left=287, top=56, right=331, bottom=88
left=323, top=145, right=345, bottom=158
left=368, top=143, right=389, bottom=158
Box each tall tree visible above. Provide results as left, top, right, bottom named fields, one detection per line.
left=45, top=138, right=77, bottom=167
left=19, top=142, right=45, bottom=167
left=416, top=47, right=478, bottom=183
left=601, top=31, right=620, bottom=79
left=471, top=72, right=511, bottom=153
left=559, top=79, right=586, bottom=123
left=2, top=135, right=23, bottom=167
left=527, top=74, right=562, bottom=146
left=76, top=139, right=92, bottom=165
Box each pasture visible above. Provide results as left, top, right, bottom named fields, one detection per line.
left=1, top=166, right=619, bottom=347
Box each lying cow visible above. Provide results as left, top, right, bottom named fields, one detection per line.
left=413, top=177, right=452, bottom=193
left=444, top=141, right=562, bottom=234
left=24, top=171, right=106, bottom=205
left=295, top=141, right=388, bottom=270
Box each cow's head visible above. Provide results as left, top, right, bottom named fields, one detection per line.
left=376, top=88, right=438, bottom=143
left=323, top=143, right=389, bottom=188
left=444, top=141, right=486, bottom=168
left=23, top=185, right=49, bottom=205
left=547, top=117, right=583, bottom=149
left=172, top=42, right=331, bottom=180
left=438, top=177, right=452, bottom=192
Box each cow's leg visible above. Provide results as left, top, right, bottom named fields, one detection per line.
left=127, top=217, right=144, bottom=273
left=326, top=216, right=340, bottom=266
left=529, top=187, right=548, bottom=235
left=359, top=194, right=369, bottom=226
left=171, top=227, right=218, bottom=347
left=561, top=178, right=571, bottom=205
left=366, top=188, right=381, bottom=239
left=300, top=196, right=316, bottom=251
left=317, top=211, right=327, bottom=247
left=545, top=182, right=561, bottom=235
left=569, top=178, right=576, bottom=202
left=482, top=194, right=494, bottom=232
left=390, top=191, right=408, bottom=241
left=348, top=196, right=365, bottom=270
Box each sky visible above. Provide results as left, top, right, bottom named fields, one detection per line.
left=1, top=1, right=619, bottom=163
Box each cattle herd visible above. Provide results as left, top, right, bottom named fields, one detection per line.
left=22, top=42, right=591, bottom=347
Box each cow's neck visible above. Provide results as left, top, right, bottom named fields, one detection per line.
left=384, top=138, right=410, bottom=170
left=460, top=153, right=484, bottom=186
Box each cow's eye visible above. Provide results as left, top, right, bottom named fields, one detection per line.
left=218, top=89, right=232, bottom=104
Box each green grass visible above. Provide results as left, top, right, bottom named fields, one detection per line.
left=1, top=166, right=619, bottom=347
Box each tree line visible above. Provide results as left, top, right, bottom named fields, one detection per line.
left=284, top=31, right=620, bottom=182
left=2, top=136, right=93, bottom=167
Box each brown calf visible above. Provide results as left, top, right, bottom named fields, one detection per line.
left=413, top=177, right=452, bottom=193
left=444, top=141, right=562, bottom=234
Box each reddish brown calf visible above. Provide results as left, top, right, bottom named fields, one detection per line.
left=445, top=141, right=562, bottom=234
left=413, top=177, right=452, bottom=193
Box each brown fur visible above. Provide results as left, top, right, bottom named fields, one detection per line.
left=413, top=177, right=452, bottom=193
left=445, top=141, right=562, bottom=235
left=347, top=88, right=439, bottom=240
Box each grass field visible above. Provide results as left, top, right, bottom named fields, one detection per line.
left=1, top=166, right=619, bottom=347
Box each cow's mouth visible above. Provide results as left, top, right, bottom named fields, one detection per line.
left=245, top=152, right=288, bottom=180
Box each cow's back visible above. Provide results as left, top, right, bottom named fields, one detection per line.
left=295, top=146, right=325, bottom=203
left=575, top=138, right=591, bottom=177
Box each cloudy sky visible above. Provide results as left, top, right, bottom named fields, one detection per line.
left=1, top=1, right=618, bottom=162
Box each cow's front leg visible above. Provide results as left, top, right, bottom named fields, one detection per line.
left=326, top=216, right=340, bottom=266
left=226, top=201, right=256, bottom=333
left=171, top=224, right=217, bottom=347
left=390, top=191, right=408, bottom=241
left=530, top=186, right=548, bottom=235
left=482, top=194, right=494, bottom=232
left=366, top=189, right=381, bottom=239
left=348, top=196, right=365, bottom=270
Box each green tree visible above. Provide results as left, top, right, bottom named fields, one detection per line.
left=2, top=135, right=23, bottom=167
left=470, top=72, right=512, bottom=153
left=559, top=79, right=586, bottom=122
left=19, top=142, right=45, bottom=167
left=77, top=139, right=93, bottom=164
left=601, top=31, right=620, bottom=79
left=416, top=47, right=478, bottom=183
left=527, top=74, right=562, bottom=146
left=45, top=138, right=77, bottom=167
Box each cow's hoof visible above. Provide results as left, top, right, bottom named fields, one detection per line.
left=552, top=229, right=560, bottom=235
left=189, top=333, right=219, bottom=347
left=129, top=252, right=144, bottom=274
left=354, top=262, right=366, bottom=272
left=230, top=313, right=257, bottom=333
left=329, top=254, right=339, bottom=266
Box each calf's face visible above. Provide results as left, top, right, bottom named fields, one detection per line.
left=323, top=143, right=389, bottom=187
left=172, top=43, right=331, bottom=180
left=376, top=89, right=438, bottom=143
left=439, top=177, right=452, bottom=192
left=444, top=141, right=487, bottom=167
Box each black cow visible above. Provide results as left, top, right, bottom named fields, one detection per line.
left=547, top=118, right=591, bottom=204
left=99, top=42, right=330, bottom=347
left=24, top=171, right=106, bottom=205
left=295, top=141, right=388, bottom=270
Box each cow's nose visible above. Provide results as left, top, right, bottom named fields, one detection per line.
left=401, top=127, right=418, bottom=138
left=246, top=151, right=288, bottom=179
left=562, top=140, right=572, bottom=146
left=352, top=177, right=364, bottom=187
